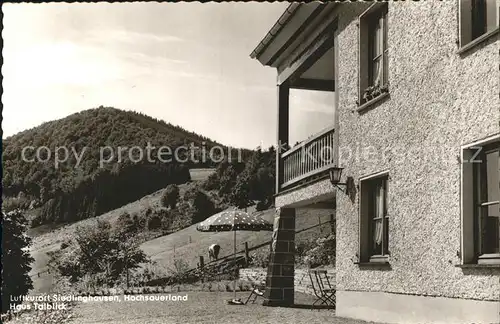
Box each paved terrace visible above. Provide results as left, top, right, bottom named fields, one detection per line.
left=69, top=291, right=383, bottom=324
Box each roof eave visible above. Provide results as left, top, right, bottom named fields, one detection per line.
left=249, top=3, right=301, bottom=60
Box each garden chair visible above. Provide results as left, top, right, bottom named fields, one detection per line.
left=244, top=281, right=266, bottom=304
left=308, top=269, right=336, bottom=308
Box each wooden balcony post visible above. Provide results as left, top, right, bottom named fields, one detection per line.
left=276, top=82, right=290, bottom=194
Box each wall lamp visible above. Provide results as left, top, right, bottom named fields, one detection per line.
left=329, top=167, right=351, bottom=194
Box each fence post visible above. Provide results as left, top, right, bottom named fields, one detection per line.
left=244, top=242, right=250, bottom=267
left=199, top=256, right=204, bottom=283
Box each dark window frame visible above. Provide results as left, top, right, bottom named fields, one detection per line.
left=367, top=176, right=389, bottom=258
left=458, top=0, right=499, bottom=53
left=471, top=0, right=487, bottom=40
left=358, top=3, right=389, bottom=109
left=367, top=7, right=388, bottom=88
left=359, top=173, right=390, bottom=263
left=473, top=142, right=500, bottom=263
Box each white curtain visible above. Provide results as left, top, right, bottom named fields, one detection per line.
left=371, top=17, right=383, bottom=86
left=373, top=184, right=384, bottom=247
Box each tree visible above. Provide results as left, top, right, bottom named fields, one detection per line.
left=161, top=184, right=180, bottom=209
left=147, top=213, right=162, bottom=231
left=217, top=165, right=237, bottom=197
left=253, top=166, right=275, bottom=202
left=185, top=189, right=216, bottom=224
left=2, top=209, right=34, bottom=314
left=115, top=212, right=138, bottom=239
left=201, top=172, right=219, bottom=191
left=158, top=208, right=173, bottom=231
left=230, top=173, right=251, bottom=209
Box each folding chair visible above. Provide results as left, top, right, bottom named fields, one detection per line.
left=244, top=281, right=266, bottom=304
left=308, top=269, right=336, bottom=308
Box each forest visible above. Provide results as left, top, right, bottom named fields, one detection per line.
left=2, top=106, right=253, bottom=225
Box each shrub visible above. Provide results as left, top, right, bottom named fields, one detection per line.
left=183, top=188, right=215, bottom=224
left=157, top=209, right=172, bottom=230
left=51, top=220, right=149, bottom=287
left=295, top=240, right=315, bottom=260
left=60, top=239, right=71, bottom=250
left=53, top=246, right=83, bottom=283
left=2, top=196, right=31, bottom=213
left=302, top=233, right=336, bottom=268
left=256, top=199, right=272, bottom=211
left=147, top=214, right=162, bottom=231
left=251, top=167, right=275, bottom=202
left=249, top=249, right=271, bottom=268
left=132, top=212, right=146, bottom=230
left=115, top=212, right=138, bottom=238
left=161, top=184, right=180, bottom=209
left=169, top=258, right=190, bottom=279
left=201, top=172, right=219, bottom=191
left=229, top=175, right=251, bottom=209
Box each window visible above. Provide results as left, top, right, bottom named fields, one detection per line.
left=474, top=143, right=500, bottom=262
left=359, top=173, right=389, bottom=263
left=471, top=0, right=487, bottom=39
left=462, top=137, right=500, bottom=265
left=367, top=10, right=388, bottom=88
left=459, top=0, right=499, bottom=49
left=359, top=3, right=389, bottom=107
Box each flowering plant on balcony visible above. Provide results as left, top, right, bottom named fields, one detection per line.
left=362, top=82, right=389, bottom=103
left=362, top=85, right=376, bottom=102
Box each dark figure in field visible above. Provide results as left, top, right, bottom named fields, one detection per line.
left=208, top=244, right=220, bottom=261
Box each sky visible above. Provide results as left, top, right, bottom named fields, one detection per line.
left=2, top=3, right=334, bottom=149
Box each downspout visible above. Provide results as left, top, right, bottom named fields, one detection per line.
left=332, top=22, right=340, bottom=247
left=333, top=30, right=340, bottom=171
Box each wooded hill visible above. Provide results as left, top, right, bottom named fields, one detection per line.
left=2, top=107, right=252, bottom=226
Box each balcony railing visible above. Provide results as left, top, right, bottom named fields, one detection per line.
left=280, top=125, right=335, bottom=190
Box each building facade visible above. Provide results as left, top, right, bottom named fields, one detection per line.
left=250, top=2, right=499, bottom=323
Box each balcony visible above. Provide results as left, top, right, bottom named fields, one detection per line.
left=279, top=125, right=335, bottom=191
left=253, top=11, right=338, bottom=195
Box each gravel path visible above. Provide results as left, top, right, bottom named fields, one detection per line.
left=69, top=292, right=380, bottom=324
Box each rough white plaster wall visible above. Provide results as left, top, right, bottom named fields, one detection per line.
left=334, top=1, right=500, bottom=301
left=275, top=179, right=334, bottom=208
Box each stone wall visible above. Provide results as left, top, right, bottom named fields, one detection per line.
left=239, top=267, right=335, bottom=296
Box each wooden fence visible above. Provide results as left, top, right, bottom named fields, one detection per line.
left=195, top=219, right=331, bottom=271
left=31, top=218, right=333, bottom=285
left=147, top=218, right=333, bottom=285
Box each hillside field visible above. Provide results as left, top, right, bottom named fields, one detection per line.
left=27, top=167, right=332, bottom=293
left=27, top=168, right=215, bottom=293
left=141, top=207, right=333, bottom=273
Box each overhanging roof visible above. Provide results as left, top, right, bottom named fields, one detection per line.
left=249, top=2, right=331, bottom=68
left=249, top=3, right=301, bottom=60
